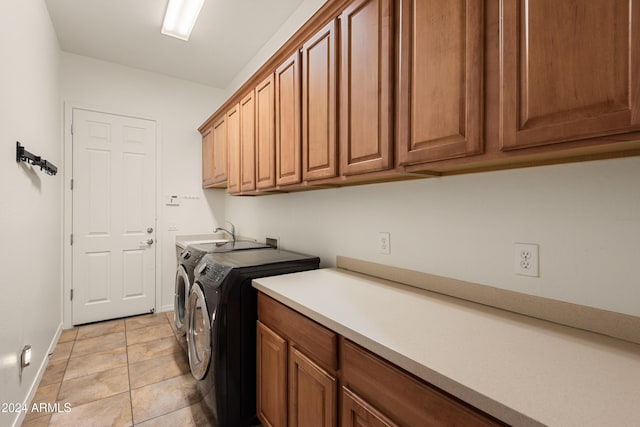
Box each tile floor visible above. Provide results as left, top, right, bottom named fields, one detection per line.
left=21, top=311, right=213, bottom=427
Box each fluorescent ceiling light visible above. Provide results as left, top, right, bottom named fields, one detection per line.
left=161, top=0, right=205, bottom=41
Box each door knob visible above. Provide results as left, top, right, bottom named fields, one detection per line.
left=147, top=227, right=153, bottom=233
left=140, top=239, right=154, bottom=245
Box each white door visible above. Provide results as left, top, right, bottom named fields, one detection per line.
left=72, top=108, right=157, bottom=325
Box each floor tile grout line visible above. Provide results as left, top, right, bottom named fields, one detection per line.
left=52, top=332, right=74, bottom=406
left=52, top=325, right=123, bottom=422
left=37, top=331, right=76, bottom=426
left=29, top=313, right=181, bottom=427
left=125, top=324, right=135, bottom=427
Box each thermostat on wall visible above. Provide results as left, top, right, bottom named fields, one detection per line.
left=165, top=195, right=180, bottom=206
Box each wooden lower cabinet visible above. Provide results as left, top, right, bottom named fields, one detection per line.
left=257, top=293, right=504, bottom=427
left=257, top=321, right=288, bottom=427
left=257, top=294, right=338, bottom=427
left=342, top=387, right=398, bottom=427
left=341, top=340, right=504, bottom=427
left=289, top=347, right=337, bottom=427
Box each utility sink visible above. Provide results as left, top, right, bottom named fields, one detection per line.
left=175, top=234, right=229, bottom=249
left=185, top=239, right=229, bottom=245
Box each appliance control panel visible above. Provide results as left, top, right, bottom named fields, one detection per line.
left=207, top=264, right=232, bottom=288
left=195, top=261, right=232, bottom=288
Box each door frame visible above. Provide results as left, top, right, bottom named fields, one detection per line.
left=62, top=102, right=163, bottom=328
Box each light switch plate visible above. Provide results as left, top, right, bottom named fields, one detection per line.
left=165, top=195, right=180, bottom=206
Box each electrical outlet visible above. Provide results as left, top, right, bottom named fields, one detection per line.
left=378, top=232, right=391, bottom=255
left=266, top=237, right=279, bottom=248
left=514, top=243, right=539, bottom=277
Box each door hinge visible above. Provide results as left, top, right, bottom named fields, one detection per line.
left=70, top=289, right=74, bottom=301
left=70, top=234, right=74, bottom=245
left=70, top=178, right=74, bottom=190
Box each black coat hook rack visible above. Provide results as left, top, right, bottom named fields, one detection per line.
left=16, top=142, right=58, bottom=176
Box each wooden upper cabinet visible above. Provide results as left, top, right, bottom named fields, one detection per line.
left=227, top=103, right=241, bottom=194
left=276, top=51, right=302, bottom=186
left=500, top=0, right=640, bottom=150
left=256, top=74, right=276, bottom=190
left=397, top=0, right=484, bottom=166
left=340, top=0, right=393, bottom=176
left=212, top=115, right=228, bottom=185
left=201, top=125, right=215, bottom=187
left=302, top=20, right=339, bottom=181
left=240, top=90, right=256, bottom=193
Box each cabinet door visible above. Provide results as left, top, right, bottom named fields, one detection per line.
left=289, top=347, right=337, bottom=427
left=201, top=125, right=215, bottom=187
left=397, top=0, right=483, bottom=165
left=276, top=51, right=302, bottom=186
left=227, top=103, right=241, bottom=194
left=340, top=0, right=393, bottom=175
left=212, top=115, right=228, bottom=185
left=342, top=388, right=398, bottom=427
left=240, top=90, right=256, bottom=193
left=302, top=20, right=339, bottom=181
left=256, top=74, right=276, bottom=190
left=342, top=340, right=501, bottom=426
left=257, top=321, right=288, bottom=427
left=500, top=0, right=640, bottom=150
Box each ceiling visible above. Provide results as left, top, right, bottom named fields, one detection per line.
left=45, top=0, right=307, bottom=89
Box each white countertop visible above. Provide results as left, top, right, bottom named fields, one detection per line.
left=253, top=268, right=640, bottom=427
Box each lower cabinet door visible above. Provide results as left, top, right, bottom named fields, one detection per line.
left=257, top=321, right=287, bottom=427
left=289, top=346, right=337, bottom=427
left=341, top=387, right=398, bottom=427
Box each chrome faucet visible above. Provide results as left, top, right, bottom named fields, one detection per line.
left=214, top=221, right=236, bottom=242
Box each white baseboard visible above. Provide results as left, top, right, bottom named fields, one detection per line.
left=157, top=304, right=174, bottom=313
left=12, top=322, right=63, bottom=427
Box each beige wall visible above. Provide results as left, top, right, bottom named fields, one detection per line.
left=0, top=1, right=62, bottom=425
left=226, top=157, right=640, bottom=317
left=60, top=53, right=227, bottom=317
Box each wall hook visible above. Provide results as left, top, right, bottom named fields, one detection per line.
left=16, top=142, right=57, bottom=176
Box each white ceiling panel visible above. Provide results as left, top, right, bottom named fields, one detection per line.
left=45, top=0, right=306, bottom=88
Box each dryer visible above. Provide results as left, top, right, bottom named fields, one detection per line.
left=187, top=248, right=320, bottom=427
left=173, top=240, right=269, bottom=336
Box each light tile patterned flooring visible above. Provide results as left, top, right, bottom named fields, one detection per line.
left=21, top=311, right=213, bottom=427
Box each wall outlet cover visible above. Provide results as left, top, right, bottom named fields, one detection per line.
left=514, top=242, right=539, bottom=277
left=378, top=232, right=391, bottom=255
